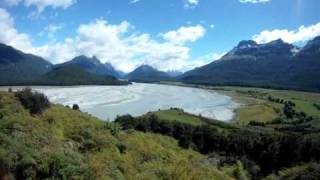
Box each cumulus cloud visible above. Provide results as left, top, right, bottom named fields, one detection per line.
left=161, top=25, right=205, bottom=45
left=253, top=22, right=320, bottom=44
left=0, top=8, right=33, bottom=51
left=239, top=0, right=271, bottom=3
left=0, top=8, right=207, bottom=72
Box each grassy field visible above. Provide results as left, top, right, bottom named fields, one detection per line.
left=159, top=82, right=320, bottom=125
left=151, top=109, right=206, bottom=126
left=215, top=86, right=320, bottom=124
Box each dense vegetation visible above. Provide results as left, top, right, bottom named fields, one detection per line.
left=116, top=109, right=320, bottom=179
left=14, top=88, right=50, bottom=114
left=1, top=86, right=320, bottom=179
left=0, top=90, right=241, bottom=180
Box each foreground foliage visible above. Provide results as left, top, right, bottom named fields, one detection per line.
left=14, top=88, right=50, bottom=114
left=116, top=109, right=320, bottom=179
left=0, top=91, right=234, bottom=180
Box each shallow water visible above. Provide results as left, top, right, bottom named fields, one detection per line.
left=1, top=83, right=239, bottom=121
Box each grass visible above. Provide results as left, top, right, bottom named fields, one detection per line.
left=221, top=86, right=320, bottom=124
left=160, top=82, right=320, bottom=125
left=151, top=109, right=206, bottom=126
left=235, top=104, right=281, bottom=125
left=0, top=91, right=234, bottom=180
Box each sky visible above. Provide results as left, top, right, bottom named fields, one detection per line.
left=0, top=0, right=320, bottom=72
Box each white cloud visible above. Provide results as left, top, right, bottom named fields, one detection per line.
left=129, top=0, right=141, bottom=4
left=3, top=0, right=21, bottom=6
left=42, top=24, right=64, bottom=42
left=184, top=0, right=199, bottom=8
left=162, top=25, right=205, bottom=45
left=3, top=0, right=76, bottom=12
left=0, top=8, right=33, bottom=51
left=0, top=8, right=207, bottom=72
left=46, top=24, right=63, bottom=33
left=239, top=0, right=271, bottom=4
left=253, top=22, right=320, bottom=44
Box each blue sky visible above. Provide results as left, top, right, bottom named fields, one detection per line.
left=0, top=0, right=320, bottom=72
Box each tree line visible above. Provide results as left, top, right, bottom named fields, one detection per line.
left=115, top=114, right=320, bottom=178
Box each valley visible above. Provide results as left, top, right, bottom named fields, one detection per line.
left=1, top=1, right=320, bottom=179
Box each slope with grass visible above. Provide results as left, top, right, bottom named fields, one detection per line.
left=0, top=90, right=233, bottom=180
left=149, top=109, right=206, bottom=126
left=117, top=108, right=320, bottom=179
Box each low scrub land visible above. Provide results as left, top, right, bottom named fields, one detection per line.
left=0, top=89, right=243, bottom=180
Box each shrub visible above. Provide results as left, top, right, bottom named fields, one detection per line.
left=72, top=104, right=80, bottom=111
left=8, top=88, right=12, bottom=93
left=14, top=88, right=50, bottom=114
left=105, top=122, right=121, bottom=136
left=117, top=143, right=127, bottom=154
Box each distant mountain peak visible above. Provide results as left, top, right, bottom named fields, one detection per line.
left=237, top=40, right=258, bottom=49
left=72, top=55, right=100, bottom=64
left=298, top=36, right=320, bottom=56
left=56, top=55, right=121, bottom=78
left=268, top=39, right=285, bottom=45
left=225, top=38, right=297, bottom=58
left=126, top=64, right=170, bottom=82
left=264, top=39, right=295, bottom=49
left=136, top=64, right=156, bottom=71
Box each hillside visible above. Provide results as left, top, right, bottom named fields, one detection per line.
left=117, top=108, right=320, bottom=179
left=126, top=65, right=171, bottom=82
left=0, top=43, right=52, bottom=85
left=180, top=37, right=320, bottom=92
left=0, top=90, right=237, bottom=180
left=36, top=66, right=129, bottom=85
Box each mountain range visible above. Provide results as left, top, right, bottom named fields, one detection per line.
left=0, top=43, right=52, bottom=85
left=0, top=43, right=128, bottom=85
left=55, top=55, right=122, bottom=78
left=0, top=36, right=320, bottom=91
left=180, top=36, right=320, bottom=92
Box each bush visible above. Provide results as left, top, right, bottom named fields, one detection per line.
left=117, top=143, right=127, bottom=154
left=14, top=88, right=50, bottom=114
left=72, top=104, right=80, bottom=111
left=105, top=122, right=121, bottom=136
